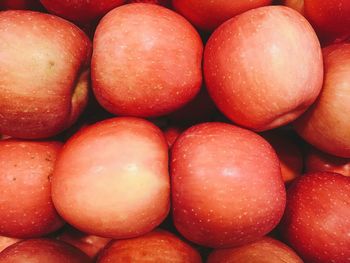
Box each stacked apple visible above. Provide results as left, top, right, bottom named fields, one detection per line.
left=0, top=1, right=349, bottom=262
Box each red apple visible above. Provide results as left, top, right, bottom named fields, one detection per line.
left=0, top=11, right=91, bottom=139
left=39, top=0, right=125, bottom=24
left=0, top=140, right=64, bottom=238
left=283, top=0, right=350, bottom=44
left=92, top=4, right=203, bottom=118
left=262, top=130, right=303, bottom=184
left=204, top=6, right=323, bottom=132
left=280, top=172, right=350, bottom=263
left=305, top=147, right=350, bottom=177
left=173, top=0, right=272, bottom=31
left=127, top=0, right=171, bottom=7
left=207, top=237, right=303, bottom=263
left=52, top=117, right=170, bottom=239
left=57, top=227, right=111, bottom=259
left=171, top=122, right=286, bottom=248
left=0, top=239, right=91, bottom=262
left=97, top=229, right=202, bottom=263
left=0, top=237, right=20, bottom=253
left=294, top=43, right=350, bottom=158
left=163, top=126, right=184, bottom=148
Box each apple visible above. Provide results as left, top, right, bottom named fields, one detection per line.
left=0, top=11, right=91, bottom=139
left=0, top=237, right=20, bottom=253
left=280, top=172, right=350, bottom=263
left=305, top=147, right=350, bottom=177
left=282, top=0, right=350, bottom=44
left=39, top=0, right=125, bottom=24
left=127, top=0, right=171, bottom=7
left=51, top=117, right=170, bottom=239
left=0, top=140, right=64, bottom=238
left=204, top=6, right=323, bottom=132
left=294, top=43, right=350, bottom=158
left=57, top=227, right=111, bottom=259
left=97, top=229, right=202, bottom=262
left=171, top=122, right=286, bottom=248
left=92, top=3, right=203, bottom=118
left=163, top=126, right=184, bottom=148
left=207, top=237, right=303, bottom=263
left=0, top=239, right=91, bottom=262
left=173, top=0, right=272, bottom=31
left=262, top=130, right=303, bottom=184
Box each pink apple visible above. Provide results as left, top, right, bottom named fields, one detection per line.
left=204, top=6, right=323, bottom=131
left=40, top=0, right=125, bottom=24
left=51, top=117, right=170, bottom=239
left=305, top=147, right=350, bottom=177
left=92, top=4, right=203, bottom=118
left=294, top=43, right=350, bottom=157
left=171, top=122, right=286, bottom=248
left=97, top=229, right=202, bottom=263
left=0, top=140, right=64, bottom=238
left=207, top=237, right=302, bottom=263
left=0, top=11, right=91, bottom=139
left=0, top=239, right=91, bottom=262
left=280, top=172, right=350, bottom=262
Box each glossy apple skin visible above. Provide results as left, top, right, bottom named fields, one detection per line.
left=0, top=237, right=20, bottom=253
left=207, top=237, right=303, bottom=263
left=262, top=131, right=303, bottom=184
left=40, top=0, right=125, bottom=24
left=57, top=227, right=111, bottom=259
left=294, top=43, right=350, bottom=158
left=97, top=229, right=202, bottom=263
left=204, top=6, right=323, bottom=132
left=92, top=4, right=203, bottom=118
left=0, top=140, right=64, bottom=238
left=305, top=147, right=350, bottom=177
left=173, top=0, right=271, bottom=31
left=0, top=11, right=91, bottom=139
left=171, top=122, right=286, bottom=248
left=280, top=172, right=350, bottom=263
left=52, top=117, right=170, bottom=239
left=0, top=239, right=91, bottom=263
left=283, top=0, right=350, bottom=44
